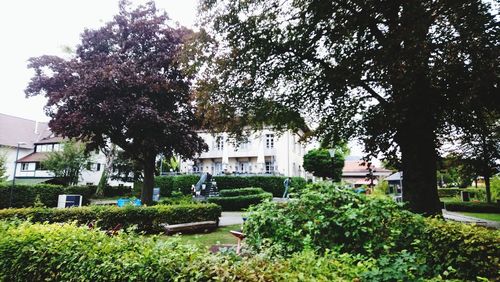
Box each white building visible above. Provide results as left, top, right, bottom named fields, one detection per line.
left=180, top=129, right=311, bottom=177
left=1, top=113, right=124, bottom=186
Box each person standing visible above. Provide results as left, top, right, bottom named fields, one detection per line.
left=283, top=177, right=291, bottom=198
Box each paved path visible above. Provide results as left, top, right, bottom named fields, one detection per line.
left=442, top=210, right=500, bottom=229
left=219, top=212, right=244, bottom=226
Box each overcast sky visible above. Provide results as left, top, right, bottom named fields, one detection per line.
left=0, top=0, right=368, bottom=157
left=0, top=0, right=198, bottom=122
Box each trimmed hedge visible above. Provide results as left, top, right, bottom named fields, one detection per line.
left=0, top=221, right=443, bottom=281
left=0, top=204, right=221, bottom=233
left=437, top=188, right=462, bottom=198
left=219, top=187, right=264, bottom=197
left=154, top=175, right=307, bottom=197
left=444, top=201, right=500, bottom=213
left=207, top=192, right=273, bottom=211
left=103, top=185, right=133, bottom=197
left=0, top=184, right=65, bottom=208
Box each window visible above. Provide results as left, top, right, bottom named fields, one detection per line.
left=213, top=162, right=223, bottom=175
left=86, top=163, right=101, bottom=171
left=265, top=161, right=275, bottom=173
left=20, top=163, right=29, bottom=171
left=53, top=144, right=60, bottom=151
left=265, top=134, right=274, bottom=149
left=236, top=141, right=250, bottom=151
left=237, top=162, right=250, bottom=173
left=215, top=136, right=224, bottom=151
left=35, top=162, right=46, bottom=170
left=192, top=160, right=203, bottom=173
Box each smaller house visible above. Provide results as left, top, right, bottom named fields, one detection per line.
left=14, top=136, right=106, bottom=185
left=341, top=159, right=392, bottom=187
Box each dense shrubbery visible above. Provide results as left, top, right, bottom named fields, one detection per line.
left=444, top=201, right=500, bottom=213
left=0, top=221, right=448, bottom=281
left=154, top=175, right=307, bottom=197
left=0, top=184, right=133, bottom=208
left=437, top=188, right=462, bottom=198
left=0, top=204, right=221, bottom=233
left=208, top=192, right=273, bottom=211
left=243, top=183, right=500, bottom=280
left=218, top=187, right=265, bottom=197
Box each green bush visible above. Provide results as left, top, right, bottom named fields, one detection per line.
left=0, top=221, right=448, bottom=281
left=0, top=204, right=221, bottom=233
left=207, top=193, right=273, bottom=211
left=243, top=183, right=500, bottom=280
left=437, top=188, right=462, bottom=198
left=172, top=175, right=200, bottom=195
left=64, top=185, right=96, bottom=205
left=103, top=185, right=133, bottom=198
left=154, top=176, right=174, bottom=196
left=444, top=201, right=500, bottom=213
left=0, top=184, right=65, bottom=208
left=218, top=187, right=264, bottom=197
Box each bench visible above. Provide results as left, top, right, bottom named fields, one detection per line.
left=161, top=221, right=218, bottom=235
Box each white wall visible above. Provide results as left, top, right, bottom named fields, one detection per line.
left=1, top=145, right=32, bottom=181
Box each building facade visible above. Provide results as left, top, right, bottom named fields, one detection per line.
left=180, top=129, right=310, bottom=177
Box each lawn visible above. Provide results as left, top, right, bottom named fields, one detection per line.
left=458, top=212, right=500, bottom=222
left=169, top=224, right=242, bottom=249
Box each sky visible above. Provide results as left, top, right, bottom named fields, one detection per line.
left=0, top=0, right=198, bottom=122
left=0, top=0, right=367, bottom=158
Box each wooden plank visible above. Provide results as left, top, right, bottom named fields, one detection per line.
left=162, top=221, right=217, bottom=234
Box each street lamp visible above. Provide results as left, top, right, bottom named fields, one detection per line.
left=10, top=141, right=27, bottom=207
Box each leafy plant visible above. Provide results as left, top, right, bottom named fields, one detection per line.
left=42, top=140, right=90, bottom=186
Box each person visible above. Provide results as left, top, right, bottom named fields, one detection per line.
left=283, top=177, right=291, bottom=198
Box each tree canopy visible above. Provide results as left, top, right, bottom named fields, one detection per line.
left=303, top=148, right=345, bottom=181
left=196, top=0, right=499, bottom=214
left=26, top=1, right=207, bottom=204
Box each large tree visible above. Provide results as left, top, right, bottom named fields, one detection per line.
left=196, top=0, right=499, bottom=214
left=26, top=1, right=207, bottom=205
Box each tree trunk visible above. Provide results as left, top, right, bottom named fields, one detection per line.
left=141, top=151, right=156, bottom=206
left=399, top=127, right=442, bottom=215
left=485, top=174, right=491, bottom=203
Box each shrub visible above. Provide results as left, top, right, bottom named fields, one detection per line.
left=172, top=175, right=200, bottom=195
left=0, top=221, right=446, bottom=281
left=243, top=183, right=500, bottom=280
left=437, top=188, right=462, bottom=198
left=103, top=185, right=133, bottom=197
left=0, top=184, right=64, bottom=208
left=444, top=201, right=500, bottom=213
left=0, top=203, right=221, bottom=233
left=155, top=176, right=174, bottom=196
left=218, top=187, right=264, bottom=197
left=64, top=185, right=97, bottom=205
left=207, top=193, right=273, bottom=211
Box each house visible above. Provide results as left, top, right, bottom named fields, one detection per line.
left=341, top=159, right=392, bottom=187
left=1, top=113, right=123, bottom=186
left=0, top=113, right=51, bottom=181
left=180, top=129, right=312, bottom=177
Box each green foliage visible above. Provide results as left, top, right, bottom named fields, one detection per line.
left=42, top=140, right=90, bottom=186
left=303, top=148, right=345, bottom=181
left=154, top=175, right=307, bottom=197
left=0, top=204, right=221, bottom=234
left=437, top=188, right=462, bottom=198
left=243, top=183, right=500, bottom=280
left=373, top=180, right=389, bottom=197
left=0, top=221, right=451, bottom=281
left=0, top=183, right=65, bottom=208
left=218, top=187, right=264, bottom=197
left=492, top=175, right=500, bottom=201
left=444, top=201, right=500, bottom=213
left=420, top=218, right=500, bottom=279
left=207, top=193, right=273, bottom=211
left=154, top=175, right=174, bottom=196
left=0, top=150, right=7, bottom=182
left=62, top=185, right=96, bottom=205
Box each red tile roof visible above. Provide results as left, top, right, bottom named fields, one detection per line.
left=17, top=152, right=49, bottom=163
left=0, top=113, right=51, bottom=148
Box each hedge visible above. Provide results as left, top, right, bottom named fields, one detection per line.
left=0, top=203, right=221, bottom=233
left=154, top=175, right=307, bottom=197
left=444, top=201, right=500, bottom=213
left=0, top=184, right=65, bottom=208
left=218, top=187, right=264, bottom=197
left=0, top=221, right=443, bottom=281
left=437, top=188, right=462, bottom=198
left=207, top=192, right=273, bottom=211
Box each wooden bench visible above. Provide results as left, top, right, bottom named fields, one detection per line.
left=161, top=221, right=218, bottom=235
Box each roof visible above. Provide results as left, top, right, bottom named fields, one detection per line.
left=385, top=172, right=403, bottom=181
left=0, top=113, right=51, bottom=148
left=17, top=152, right=49, bottom=163
left=342, top=160, right=392, bottom=173
left=36, top=136, right=66, bottom=144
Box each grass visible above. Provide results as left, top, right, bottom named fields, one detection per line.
left=458, top=212, right=500, bottom=222
left=169, top=224, right=242, bottom=249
